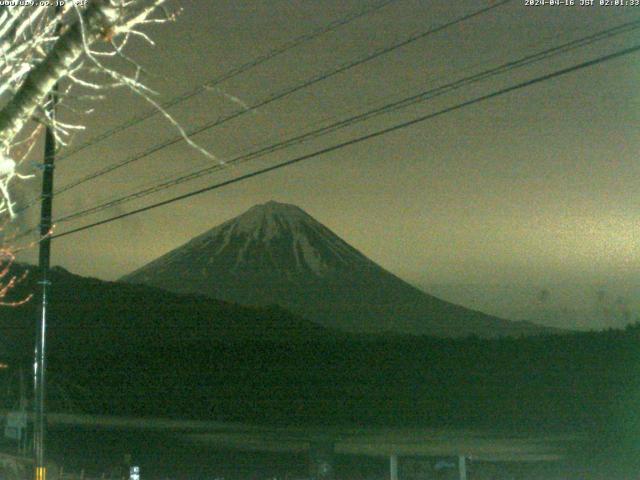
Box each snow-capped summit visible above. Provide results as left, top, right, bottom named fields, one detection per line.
left=122, top=201, right=548, bottom=337
left=203, top=200, right=371, bottom=276
left=231, top=201, right=311, bottom=240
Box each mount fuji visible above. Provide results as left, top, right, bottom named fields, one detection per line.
left=122, top=201, right=548, bottom=337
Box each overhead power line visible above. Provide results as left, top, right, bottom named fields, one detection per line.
left=44, top=0, right=513, bottom=201
left=15, top=0, right=400, bottom=217
left=56, top=0, right=399, bottom=162
left=47, top=18, right=640, bottom=226
left=16, top=18, right=640, bottom=239
left=49, top=43, right=640, bottom=240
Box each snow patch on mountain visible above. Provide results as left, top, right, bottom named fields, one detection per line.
left=183, top=201, right=344, bottom=275
left=295, top=233, right=327, bottom=275
left=233, top=201, right=309, bottom=240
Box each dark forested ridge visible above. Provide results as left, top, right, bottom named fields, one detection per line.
left=48, top=328, right=639, bottom=431
left=0, top=265, right=336, bottom=356
left=0, top=264, right=638, bottom=463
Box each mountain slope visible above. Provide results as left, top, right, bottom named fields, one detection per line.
left=0, top=264, right=336, bottom=360
left=122, top=201, right=548, bottom=337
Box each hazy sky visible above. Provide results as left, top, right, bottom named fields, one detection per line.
left=12, top=0, right=640, bottom=326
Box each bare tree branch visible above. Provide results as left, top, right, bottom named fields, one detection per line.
left=0, top=0, right=166, bottom=149
left=0, top=0, right=200, bottom=219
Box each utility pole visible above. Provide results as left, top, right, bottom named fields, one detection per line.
left=34, top=7, right=60, bottom=480
left=19, top=367, right=27, bottom=454
left=458, top=455, right=467, bottom=480
left=389, top=454, right=398, bottom=480
left=33, top=93, right=55, bottom=480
